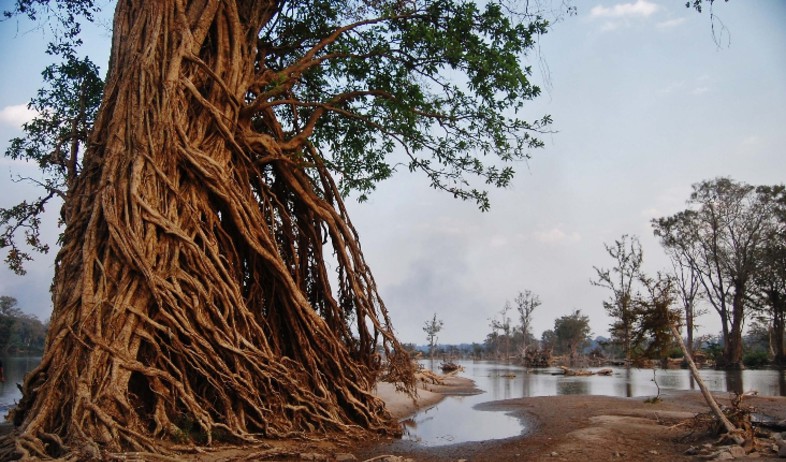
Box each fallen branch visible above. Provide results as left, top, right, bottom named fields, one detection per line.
left=669, top=323, right=743, bottom=445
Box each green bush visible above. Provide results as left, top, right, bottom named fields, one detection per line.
left=742, top=350, right=770, bottom=368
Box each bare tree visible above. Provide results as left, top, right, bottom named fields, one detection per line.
left=591, top=234, right=643, bottom=365
left=514, top=290, right=541, bottom=356
left=667, top=252, right=703, bottom=355
left=490, top=302, right=513, bottom=360
left=423, top=313, right=444, bottom=361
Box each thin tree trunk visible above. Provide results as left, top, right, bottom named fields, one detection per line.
left=669, top=323, right=742, bottom=443
left=726, top=289, right=746, bottom=369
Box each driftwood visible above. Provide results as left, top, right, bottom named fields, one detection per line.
left=440, top=361, right=462, bottom=373
left=557, top=366, right=612, bottom=377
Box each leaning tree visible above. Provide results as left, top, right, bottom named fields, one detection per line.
left=1, top=0, right=552, bottom=459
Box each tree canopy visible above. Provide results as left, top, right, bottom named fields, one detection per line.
left=653, top=178, right=782, bottom=368
left=1, top=0, right=553, bottom=274
left=1, top=0, right=557, bottom=459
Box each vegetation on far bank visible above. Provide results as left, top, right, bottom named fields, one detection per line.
left=0, top=296, right=47, bottom=355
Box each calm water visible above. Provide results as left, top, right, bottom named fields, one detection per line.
left=0, top=356, right=40, bottom=414
left=402, top=360, right=786, bottom=446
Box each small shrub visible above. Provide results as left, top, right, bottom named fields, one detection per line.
left=742, top=350, right=769, bottom=368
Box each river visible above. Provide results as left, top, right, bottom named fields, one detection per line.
left=2, top=357, right=785, bottom=446
left=401, top=360, right=786, bottom=446
left=0, top=356, right=40, bottom=414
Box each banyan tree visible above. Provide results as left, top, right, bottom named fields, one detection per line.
left=0, top=0, right=551, bottom=459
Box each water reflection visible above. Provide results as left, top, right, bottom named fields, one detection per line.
left=0, top=356, right=41, bottom=413
left=781, top=371, right=786, bottom=396
left=401, top=361, right=786, bottom=447
left=725, top=369, right=744, bottom=395
left=556, top=379, right=588, bottom=395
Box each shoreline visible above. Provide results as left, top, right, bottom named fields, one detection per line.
left=359, top=381, right=786, bottom=462
left=374, top=374, right=482, bottom=420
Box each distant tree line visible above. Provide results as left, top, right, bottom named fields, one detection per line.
left=0, top=296, right=47, bottom=354
left=420, top=179, right=784, bottom=370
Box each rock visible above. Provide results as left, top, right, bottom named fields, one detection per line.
left=728, top=446, right=746, bottom=458
left=335, top=454, right=357, bottom=462
left=699, top=451, right=724, bottom=460
left=713, top=451, right=734, bottom=461
left=549, top=451, right=559, bottom=457
left=684, top=446, right=700, bottom=455
left=776, top=439, right=786, bottom=457
left=299, top=453, right=328, bottom=461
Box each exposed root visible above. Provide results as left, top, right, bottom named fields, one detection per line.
left=2, top=2, right=415, bottom=460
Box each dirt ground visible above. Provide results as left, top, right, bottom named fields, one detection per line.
left=352, top=391, right=786, bottom=462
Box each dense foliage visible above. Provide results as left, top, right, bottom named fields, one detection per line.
left=1, top=0, right=554, bottom=275
left=0, top=296, right=47, bottom=354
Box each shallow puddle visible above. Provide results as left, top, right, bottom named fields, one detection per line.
left=401, top=392, right=525, bottom=446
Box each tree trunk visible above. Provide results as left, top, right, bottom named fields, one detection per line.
left=5, top=2, right=414, bottom=459
left=685, top=302, right=695, bottom=357
left=773, top=295, right=785, bottom=366
left=724, top=289, right=746, bottom=369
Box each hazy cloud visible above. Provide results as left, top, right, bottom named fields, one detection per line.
left=639, top=208, right=661, bottom=219
left=534, top=227, right=581, bottom=244
left=590, top=0, right=658, bottom=19
left=657, top=17, right=686, bottom=29
left=0, top=104, right=36, bottom=128
left=741, top=135, right=761, bottom=146
left=659, top=81, right=685, bottom=94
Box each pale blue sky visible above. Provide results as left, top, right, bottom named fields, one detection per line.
left=1, top=1, right=784, bottom=345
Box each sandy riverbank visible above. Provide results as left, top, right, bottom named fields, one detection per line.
left=357, top=383, right=786, bottom=462
left=374, top=374, right=481, bottom=420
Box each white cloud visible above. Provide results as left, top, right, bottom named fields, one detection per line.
left=0, top=104, right=37, bottom=128
left=590, top=0, right=658, bottom=19
left=534, top=228, right=581, bottom=244
left=659, top=81, right=685, bottom=94
left=488, top=235, right=508, bottom=248
left=691, top=86, right=710, bottom=95
left=657, top=17, right=686, bottom=28
left=741, top=135, right=761, bottom=146
left=639, top=208, right=661, bottom=219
